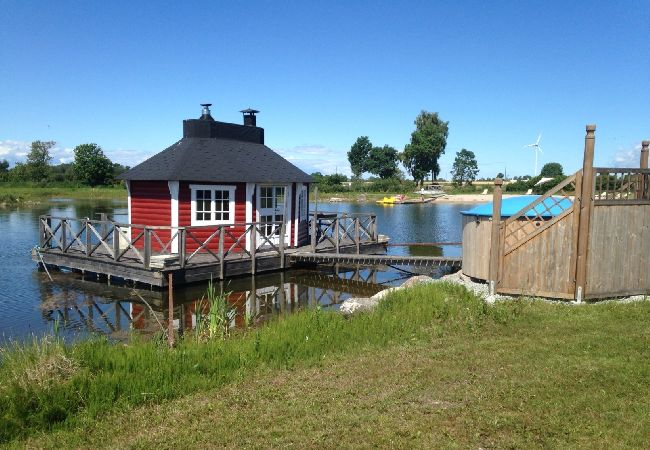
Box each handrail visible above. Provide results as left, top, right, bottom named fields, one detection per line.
left=38, top=212, right=379, bottom=275
left=593, top=168, right=650, bottom=203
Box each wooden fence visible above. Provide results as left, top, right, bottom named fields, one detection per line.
left=309, top=212, right=378, bottom=253
left=487, top=132, right=649, bottom=300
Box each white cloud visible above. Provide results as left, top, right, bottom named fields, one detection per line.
left=612, top=143, right=642, bottom=168
left=105, top=148, right=156, bottom=168
left=0, top=140, right=30, bottom=165
left=274, top=144, right=351, bottom=176
left=0, top=140, right=76, bottom=165
left=0, top=139, right=154, bottom=168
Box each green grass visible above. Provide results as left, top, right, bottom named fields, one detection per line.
left=2, top=284, right=650, bottom=448
left=0, top=184, right=126, bottom=203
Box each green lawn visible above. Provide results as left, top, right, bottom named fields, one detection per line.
left=2, top=284, right=649, bottom=448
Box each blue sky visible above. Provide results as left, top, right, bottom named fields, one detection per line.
left=1, top=1, right=648, bottom=179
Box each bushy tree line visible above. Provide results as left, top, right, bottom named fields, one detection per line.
left=505, top=162, right=566, bottom=194
left=346, top=111, right=480, bottom=188
left=0, top=141, right=129, bottom=186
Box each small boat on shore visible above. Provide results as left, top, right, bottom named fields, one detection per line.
left=414, top=183, right=445, bottom=198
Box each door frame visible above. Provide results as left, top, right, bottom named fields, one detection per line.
left=255, top=184, right=291, bottom=247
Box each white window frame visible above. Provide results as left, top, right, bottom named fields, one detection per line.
left=190, top=184, right=236, bottom=226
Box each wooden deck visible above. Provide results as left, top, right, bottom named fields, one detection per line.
left=33, top=213, right=388, bottom=287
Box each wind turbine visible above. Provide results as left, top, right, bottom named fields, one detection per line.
left=524, top=133, right=543, bottom=176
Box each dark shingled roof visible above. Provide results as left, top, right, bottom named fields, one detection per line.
left=119, top=138, right=313, bottom=183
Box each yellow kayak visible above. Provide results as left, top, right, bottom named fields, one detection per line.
left=375, top=195, right=403, bottom=204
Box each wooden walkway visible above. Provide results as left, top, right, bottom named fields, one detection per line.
left=290, top=252, right=462, bottom=268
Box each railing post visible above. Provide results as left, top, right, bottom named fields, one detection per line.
left=251, top=224, right=257, bottom=274
left=488, top=178, right=503, bottom=295
left=144, top=227, right=151, bottom=269
left=575, top=124, right=596, bottom=302
left=355, top=217, right=360, bottom=254
left=85, top=219, right=91, bottom=256
left=641, top=141, right=649, bottom=200
left=334, top=216, right=340, bottom=254
left=179, top=228, right=186, bottom=269
left=113, top=224, right=119, bottom=260
left=39, top=216, right=46, bottom=247
left=310, top=213, right=317, bottom=252
left=372, top=215, right=377, bottom=242
left=280, top=222, right=286, bottom=268
left=219, top=227, right=225, bottom=280
left=311, top=186, right=320, bottom=253
left=61, top=219, right=67, bottom=252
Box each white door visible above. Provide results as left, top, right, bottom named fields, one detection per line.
left=257, top=185, right=288, bottom=246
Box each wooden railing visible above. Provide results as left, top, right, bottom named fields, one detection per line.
left=38, top=212, right=379, bottom=272
left=593, top=168, right=650, bottom=204
left=38, top=216, right=285, bottom=273
left=309, top=212, right=378, bottom=253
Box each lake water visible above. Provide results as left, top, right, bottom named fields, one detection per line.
left=0, top=198, right=476, bottom=342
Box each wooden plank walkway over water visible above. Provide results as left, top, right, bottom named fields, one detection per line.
left=290, top=252, right=462, bottom=268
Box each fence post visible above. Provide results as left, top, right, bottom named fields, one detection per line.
left=113, top=224, right=119, bottom=260
left=251, top=224, right=257, bottom=274
left=371, top=215, right=377, bottom=242
left=488, top=178, right=503, bottom=295
left=575, top=124, right=596, bottom=302
left=280, top=222, right=286, bottom=268
left=85, top=220, right=91, bottom=256
left=641, top=141, right=649, bottom=200
left=39, top=217, right=46, bottom=247
left=311, top=186, right=318, bottom=252
left=355, top=217, right=360, bottom=254
left=144, top=228, right=151, bottom=269
left=310, top=213, right=317, bottom=252
left=179, top=228, right=186, bottom=269
left=61, top=219, right=68, bottom=252
left=167, top=272, right=175, bottom=348
left=335, top=216, right=340, bottom=254
left=219, top=227, right=225, bottom=280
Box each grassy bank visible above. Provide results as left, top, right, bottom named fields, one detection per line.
left=0, top=184, right=126, bottom=204
left=2, top=285, right=650, bottom=447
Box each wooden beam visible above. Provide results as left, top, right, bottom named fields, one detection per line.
left=167, top=272, right=174, bottom=348
left=488, top=178, right=503, bottom=295
left=575, top=124, right=596, bottom=302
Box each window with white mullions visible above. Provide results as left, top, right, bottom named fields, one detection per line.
left=190, top=184, right=236, bottom=226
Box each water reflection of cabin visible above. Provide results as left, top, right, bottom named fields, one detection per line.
left=119, top=104, right=312, bottom=253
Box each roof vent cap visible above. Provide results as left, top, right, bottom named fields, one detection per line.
left=200, top=103, right=214, bottom=121
left=240, top=107, right=259, bottom=126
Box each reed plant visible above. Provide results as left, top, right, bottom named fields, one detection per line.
left=0, top=282, right=503, bottom=443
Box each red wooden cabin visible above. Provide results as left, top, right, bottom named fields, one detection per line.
left=120, top=104, right=312, bottom=253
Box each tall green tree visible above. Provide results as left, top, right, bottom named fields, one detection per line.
left=26, top=140, right=55, bottom=181
left=0, top=159, right=9, bottom=181
left=73, top=143, right=114, bottom=186
left=451, top=149, right=479, bottom=185
left=540, top=162, right=564, bottom=177
left=366, top=145, right=399, bottom=179
left=347, top=136, right=372, bottom=178
left=402, top=111, right=448, bottom=185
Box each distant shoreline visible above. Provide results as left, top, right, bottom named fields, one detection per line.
left=316, top=192, right=520, bottom=205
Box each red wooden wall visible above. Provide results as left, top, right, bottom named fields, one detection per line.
left=130, top=181, right=171, bottom=251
